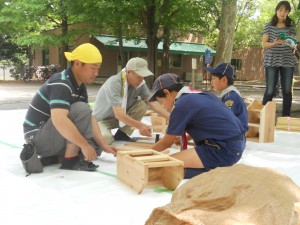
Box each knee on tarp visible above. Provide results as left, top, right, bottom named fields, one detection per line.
left=184, top=168, right=208, bottom=179
left=20, top=143, right=43, bottom=176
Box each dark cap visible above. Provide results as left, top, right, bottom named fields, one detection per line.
left=204, top=63, right=234, bottom=78
left=148, top=73, right=180, bottom=102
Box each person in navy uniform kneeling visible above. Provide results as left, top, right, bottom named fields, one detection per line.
left=149, top=73, right=246, bottom=179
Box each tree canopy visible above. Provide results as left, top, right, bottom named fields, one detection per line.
left=0, top=0, right=300, bottom=76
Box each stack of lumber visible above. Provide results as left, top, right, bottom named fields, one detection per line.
left=276, top=117, right=300, bottom=132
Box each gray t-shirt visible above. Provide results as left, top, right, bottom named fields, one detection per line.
left=93, top=72, right=151, bottom=121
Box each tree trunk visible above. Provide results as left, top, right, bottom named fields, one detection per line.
left=117, top=26, right=126, bottom=68
left=146, top=36, right=159, bottom=87
left=59, top=0, right=68, bottom=70
left=162, top=28, right=170, bottom=74
left=144, top=1, right=160, bottom=87
left=60, top=16, right=68, bottom=70
left=214, top=0, right=237, bottom=65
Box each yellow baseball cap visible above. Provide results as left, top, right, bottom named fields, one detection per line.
left=64, top=43, right=102, bottom=63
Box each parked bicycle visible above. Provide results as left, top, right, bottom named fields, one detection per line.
left=23, top=64, right=60, bottom=81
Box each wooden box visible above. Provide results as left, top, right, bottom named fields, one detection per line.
left=117, top=149, right=184, bottom=194
left=246, top=99, right=276, bottom=143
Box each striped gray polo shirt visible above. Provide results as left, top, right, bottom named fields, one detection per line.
left=23, top=67, right=88, bottom=137
left=262, top=22, right=296, bottom=67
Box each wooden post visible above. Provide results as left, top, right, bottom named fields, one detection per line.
left=192, top=58, right=197, bottom=89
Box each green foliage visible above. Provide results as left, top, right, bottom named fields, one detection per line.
left=1, top=0, right=300, bottom=69
left=233, top=0, right=300, bottom=50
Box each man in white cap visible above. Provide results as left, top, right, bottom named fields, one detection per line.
left=93, top=57, right=169, bottom=144
left=21, top=43, right=118, bottom=173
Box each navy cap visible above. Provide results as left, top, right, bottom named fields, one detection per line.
left=204, top=63, right=234, bottom=78
left=148, top=73, right=180, bottom=102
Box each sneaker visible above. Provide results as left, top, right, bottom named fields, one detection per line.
left=40, top=155, right=60, bottom=166
left=114, top=129, right=136, bottom=142
left=60, top=158, right=99, bottom=171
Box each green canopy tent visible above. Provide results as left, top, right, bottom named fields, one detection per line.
left=94, top=35, right=216, bottom=56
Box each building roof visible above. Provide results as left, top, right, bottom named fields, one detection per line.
left=94, top=35, right=216, bottom=56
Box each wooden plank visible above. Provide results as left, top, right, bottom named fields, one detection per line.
left=248, top=123, right=260, bottom=128
left=117, top=149, right=153, bottom=156
left=246, top=137, right=259, bottom=142
left=119, top=147, right=170, bottom=155
left=259, top=100, right=276, bottom=142
left=147, top=167, right=164, bottom=188
left=163, top=166, right=184, bottom=190
left=247, top=99, right=264, bottom=111
left=277, top=117, right=300, bottom=124
left=145, top=160, right=183, bottom=168
left=117, top=153, right=147, bottom=194
left=276, top=117, right=300, bottom=132
left=276, top=125, right=300, bottom=132
left=130, top=125, right=168, bottom=130
left=124, top=142, right=154, bottom=148
left=135, top=155, right=169, bottom=163
left=276, top=124, right=300, bottom=130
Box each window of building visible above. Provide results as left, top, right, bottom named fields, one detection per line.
left=231, top=59, right=242, bottom=71
left=169, top=54, right=182, bottom=68
left=42, top=49, right=49, bottom=66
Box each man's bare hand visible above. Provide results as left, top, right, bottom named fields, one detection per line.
left=103, top=144, right=119, bottom=156
left=174, top=136, right=181, bottom=146
left=81, top=144, right=98, bottom=161
left=138, top=123, right=152, bottom=137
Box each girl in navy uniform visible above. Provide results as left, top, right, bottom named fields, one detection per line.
left=149, top=73, right=246, bottom=178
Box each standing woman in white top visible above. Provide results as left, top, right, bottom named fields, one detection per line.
left=261, top=1, right=296, bottom=117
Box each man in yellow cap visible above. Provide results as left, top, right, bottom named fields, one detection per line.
left=21, top=43, right=118, bottom=173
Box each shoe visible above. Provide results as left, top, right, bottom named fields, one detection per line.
left=40, top=155, right=59, bottom=166
left=60, top=158, right=99, bottom=171
left=114, top=129, right=136, bottom=142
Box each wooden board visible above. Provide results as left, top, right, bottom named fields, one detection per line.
left=246, top=99, right=276, bottom=143
left=276, top=117, right=300, bottom=132
left=130, top=125, right=168, bottom=130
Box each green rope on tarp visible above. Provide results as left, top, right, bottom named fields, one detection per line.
left=0, top=140, right=21, bottom=149
left=89, top=102, right=94, bottom=108
left=96, top=170, right=117, bottom=178
left=1, top=139, right=174, bottom=193
left=153, top=187, right=173, bottom=194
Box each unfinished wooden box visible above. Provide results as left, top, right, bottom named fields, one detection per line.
left=246, top=99, right=276, bottom=143
left=150, top=113, right=168, bottom=133
left=276, top=117, right=300, bottom=132
left=117, top=149, right=184, bottom=194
